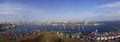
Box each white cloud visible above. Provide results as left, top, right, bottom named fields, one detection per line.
left=0, top=3, right=25, bottom=15
left=116, top=10, right=120, bottom=14
left=0, top=3, right=44, bottom=15
left=94, top=1, right=120, bottom=21
left=0, top=3, right=45, bottom=22
left=74, top=10, right=120, bottom=21
left=97, top=1, right=120, bottom=8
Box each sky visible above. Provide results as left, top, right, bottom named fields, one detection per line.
left=0, top=0, right=120, bottom=22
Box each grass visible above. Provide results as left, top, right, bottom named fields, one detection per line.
left=21, top=31, right=88, bottom=42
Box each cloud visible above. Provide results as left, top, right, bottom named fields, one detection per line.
left=97, top=1, right=120, bottom=8
left=0, top=3, right=26, bottom=15
left=94, top=1, right=120, bottom=21
left=83, top=10, right=120, bottom=21
left=0, top=3, right=44, bottom=15
left=0, top=2, right=45, bottom=22
left=116, top=10, right=120, bottom=14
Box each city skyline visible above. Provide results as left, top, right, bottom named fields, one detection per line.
left=0, top=0, right=120, bottom=22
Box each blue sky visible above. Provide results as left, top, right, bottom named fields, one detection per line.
left=0, top=0, right=120, bottom=22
